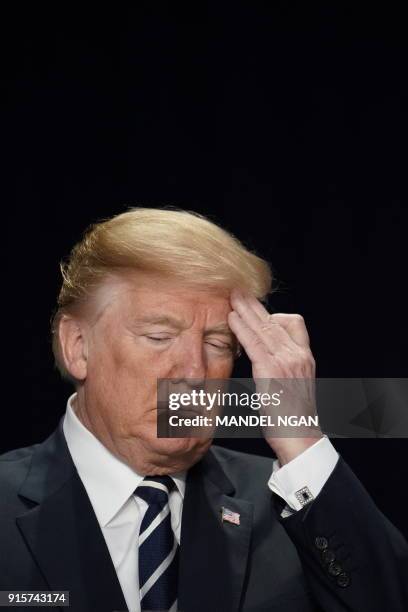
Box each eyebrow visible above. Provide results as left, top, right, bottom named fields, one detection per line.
left=131, top=315, right=186, bottom=329
left=131, top=316, right=234, bottom=337
left=203, top=323, right=233, bottom=337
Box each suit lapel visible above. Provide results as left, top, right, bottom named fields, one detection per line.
left=16, top=422, right=128, bottom=612
left=16, top=421, right=254, bottom=612
left=179, top=447, right=254, bottom=612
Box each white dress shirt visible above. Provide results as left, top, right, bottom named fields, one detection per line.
left=268, top=436, right=339, bottom=514
left=63, top=393, right=186, bottom=612
left=63, top=392, right=339, bottom=610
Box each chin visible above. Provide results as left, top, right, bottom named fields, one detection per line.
left=150, top=435, right=211, bottom=460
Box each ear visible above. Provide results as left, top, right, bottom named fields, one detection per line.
left=58, top=315, right=88, bottom=381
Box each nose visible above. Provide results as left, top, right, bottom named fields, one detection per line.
left=172, top=335, right=207, bottom=382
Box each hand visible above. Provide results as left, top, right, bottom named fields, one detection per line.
left=228, top=289, right=322, bottom=466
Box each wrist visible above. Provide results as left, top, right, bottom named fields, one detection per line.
left=270, top=435, right=324, bottom=466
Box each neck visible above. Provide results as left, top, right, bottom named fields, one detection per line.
left=71, top=389, right=210, bottom=475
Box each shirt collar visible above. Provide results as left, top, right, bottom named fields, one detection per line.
left=62, top=392, right=186, bottom=527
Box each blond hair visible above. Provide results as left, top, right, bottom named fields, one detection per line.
left=51, top=207, right=273, bottom=380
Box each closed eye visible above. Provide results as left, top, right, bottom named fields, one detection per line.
left=205, top=341, right=233, bottom=351
left=145, top=336, right=233, bottom=351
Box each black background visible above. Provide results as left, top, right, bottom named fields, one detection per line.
left=3, top=3, right=408, bottom=537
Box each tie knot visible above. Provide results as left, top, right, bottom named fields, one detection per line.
left=135, top=475, right=175, bottom=507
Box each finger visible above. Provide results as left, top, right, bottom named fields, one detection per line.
left=231, top=291, right=295, bottom=353
left=242, top=292, right=271, bottom=322
left=227, top=310, right=269, bottom=367
left=230, top=289, right=265, bottom=332
left=268, top=313, right=310, bottom=347
left=242, top=292, right=310, bottom=348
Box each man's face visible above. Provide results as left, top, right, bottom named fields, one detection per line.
left=79, top=273, right=235, bottom=473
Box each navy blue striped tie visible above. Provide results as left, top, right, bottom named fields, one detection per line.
left=135, top=475, right=179, bottom=611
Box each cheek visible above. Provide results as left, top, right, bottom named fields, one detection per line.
left=98, top=331, right=147, bottom=376
left=95, top=337, right=170, bottom=404
left=207, top=357, right=234, bottom=379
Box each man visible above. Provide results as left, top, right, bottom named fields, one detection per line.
left=1, top=207, right=407, bottom=612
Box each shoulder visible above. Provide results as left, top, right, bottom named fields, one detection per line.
left=0, top=443, right=38, bottom=495
left=0, top=444, right=38, bottom=462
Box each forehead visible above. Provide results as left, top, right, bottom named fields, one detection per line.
left=92, top=272, right=232, bottom=322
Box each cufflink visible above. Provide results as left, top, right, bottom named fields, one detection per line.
left=295, top=486, right=314, bottom=507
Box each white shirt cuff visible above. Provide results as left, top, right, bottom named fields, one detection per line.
left=267, top=436, right=339, bottom=512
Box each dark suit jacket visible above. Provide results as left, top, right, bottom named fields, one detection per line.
left=1, top=420, right=407, bottom=612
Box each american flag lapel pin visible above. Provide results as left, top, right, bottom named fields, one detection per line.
left=221, top=506, right=240, bottom=525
